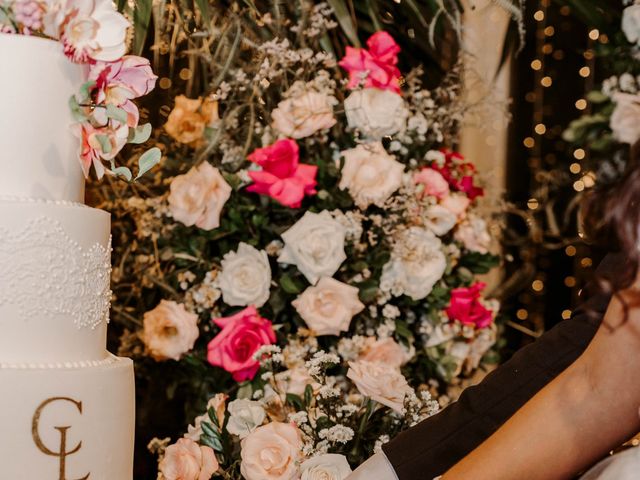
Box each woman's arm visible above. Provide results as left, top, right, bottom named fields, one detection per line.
left=442, top=289, right=640, bottom=480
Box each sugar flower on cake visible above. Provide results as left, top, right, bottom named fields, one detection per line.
left=12, top=0, right=45, bottom=32
left=344, top=88, right=408, bottom=139
left=142, top=300, right=200, bottom=362
left=300, top=454, right=353, bottom=480
left=339, top=31, right=402, bottom=93
left=339, top=142, right=404, bottom=209
left=159, top=438, right=219, bottom=480
left=74, top=122, right=129, bottom=179
left=380, top=227, right=446, bottom=301
left=165, top=94, right=220, bottom=147
left=414, top=167, right=450, bottom=199
left=207, top=306, right=276, bottom=382
left=610, top=92, right=640, bottom=144
left=217, top=243, right=272, bottom=308
left=278, top=211, right=347, bottom=285
left=292, top=277, right=364, bottom=336
left=226, top=399, right=266, bottom=439
left=247, top=139, right=318, bottom=208
left=454, top=215, right=492, bottom=254
left=168, top=162, right=232, bottom=231
left=271, top=82, right=337, bottom=139
left=446, top=282, right=495, bottom=329
left=43, top=0, right=129, bottom=63
left=358, top=337, right=413, bottom=369
left=240, top=422, right=303, bottom=480
left=347, top=360, right=412, bottom=412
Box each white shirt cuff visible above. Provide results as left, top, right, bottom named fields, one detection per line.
left=347, top=451, right=399, bottom=480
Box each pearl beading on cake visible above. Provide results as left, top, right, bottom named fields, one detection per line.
left=0, top=194, right=87, bottom=208
left=0, top=216, right=112, bottom=329
left=0, top=354, right=118, bottom=369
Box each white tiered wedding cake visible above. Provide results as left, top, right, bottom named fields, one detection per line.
left=0, top=34, right=134, bottom=479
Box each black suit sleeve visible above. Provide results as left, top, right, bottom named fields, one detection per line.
left=382, top=254, right=622, bottom=480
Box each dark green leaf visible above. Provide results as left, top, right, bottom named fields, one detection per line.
left=285, top=393, right=304, bottom=410
left=304, top=384, right=313, bottom=407
left=133, top=0, right=153, bottom=56
left=279, top=274, right=302, bottom=294
left=327, top=0, right=361, bottom=47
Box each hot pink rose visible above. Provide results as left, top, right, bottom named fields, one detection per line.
left=339, top=31, right=402, bottom=93
left=433, top=150, right=484, bottom=200
left=446, top=282, right=494, bottom=329
left=414, top=168, right=450, bottom=199
left=247, top=139, right=317, bottom=208
left=159, top=438, right=219, bottom=480
left=207, top=306, right=276, bottom=382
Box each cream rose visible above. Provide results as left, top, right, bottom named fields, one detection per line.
left=240, top=422, right=303, bottom=480
left=623, top=4, right=640, bottom=45
left=359, top=337, right=413, bottom=369
left=278, top=211, right=347, bottom=285
left=142, top=300, right=199, bottom=361
left=292, top=277, right=364, bottom=336
left=274, top=367, right=317, bottom=397
left=440, top=193, right=470, bottom=219
left=424, top=204, right=457, bottom=236
left=610, top=92, right=640, bottom=144
left=226, top=399, right=266, bottom=439
left=347, top=360, right=412, bottom=412
left=217, top=243, right=272, bottom=307
left=272, top=88, right=337, bottom=139
left=159, top=438, right=218, bottom=480
left=168, top=162, right=232, bottom=230
left=454, top=215, right=492, bottom=254
left=380, top=227, right=446, bottom=301
left=300, top=454, right=352, bottom=480
left=344, top=88, right=409, bottom=139
left=339, top=142, right=404, bottom=209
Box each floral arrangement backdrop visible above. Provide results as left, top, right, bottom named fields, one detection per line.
left=70, top=1, right=509, bottom=478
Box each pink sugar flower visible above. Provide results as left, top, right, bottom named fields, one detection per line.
left=207, top=306, right=276, bottom=382
left=339, top=31, right=402, bottom=93
left=247, top=139, right=317, bottom=208
left=446, top=282, right=494, bottom=329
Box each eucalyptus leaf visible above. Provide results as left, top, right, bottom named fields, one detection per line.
left=95, top=134, right=112, bottom=154
left=68, top=95, right=87, bottom=122
left=106, top=104, right=128, bottom=124
left=78, top=80, right=96, bottom=101
left=112, top=166, right=133, bottom=182
left=128, top=123, right=153, bottom=144
left=201, top=421, right=219, bottom=438
left=135, top=147, right=161, bottom=180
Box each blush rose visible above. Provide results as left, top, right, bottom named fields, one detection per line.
left=159, top=438, right=218, bottom=480
left=142, top=300, right=199, bottom=361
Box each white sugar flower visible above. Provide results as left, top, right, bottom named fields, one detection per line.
left=279, top=211, right=347, bottom=285
left=217, top=243, right=271, bottom=307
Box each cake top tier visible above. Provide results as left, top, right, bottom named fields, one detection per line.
left=0, top=34, right=85, bottom=203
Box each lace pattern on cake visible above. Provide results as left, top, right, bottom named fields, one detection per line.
left=0, top=217, right=111, bottom=329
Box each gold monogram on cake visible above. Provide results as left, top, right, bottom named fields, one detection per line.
left=31, top=397, right=90, bottom=480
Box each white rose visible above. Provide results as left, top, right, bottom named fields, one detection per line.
left=346, top=360, right=413, bottom=412
left=623, top=4, right=640, bottom=45
left=611, top=92, right=640, bottom=144
left=217, top=243, right=272, bottom=307
left=278, top=211, right=347, bottom=285
left=272, top=89, right=337, bottom=139
left=424, top=204, right=457, bottom=236
left=344, top=89, right=409, bottom=139
left=380, top=227, right=446, bottom=300
left=226, top=399, right=266, bottom=439
left=292, top=277, right=365, bottom=336
left=300, top=454, right=352, bottom=480
left=454, top=215, right=492, bottom=253
left=339, top=142, right=404, bottom=209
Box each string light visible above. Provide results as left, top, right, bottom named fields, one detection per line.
left=565, top=245, right=577, bottom=257
left=561, top=310, right=572, bottom=320
left=532, top=280, right=545, bottom=292
left=588, top=29, right=600, bottom=40
left=534, top=10, right=545, bottom=21
left=535, top=123, right=547, bottom=135
left=579, top=66, right=591, bottom=77
left=575, top=99, right=587, bottom=110
left=517, top=309, right=529, bottom=320
left=531, top=59, right=543, bottom=70
left=524, top=137, right=535, bottom=148
left=541, top=76, right=553, bottom=87
left=569, top=162, right=581, bottom=174
left=573, top=148, right=586, bottom=160
left=564, top=276, right=576, bottom=287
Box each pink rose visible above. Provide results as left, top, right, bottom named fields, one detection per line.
left=240, top=422, right=302, bottom=480
left=359, top=337, right=412, bottom=369
left=207, top=306, right=276, bottom=382
left=168, top=162, right=232, bottom=231
left=159, top=438, right=218, bottom=480
left=347, top=360, right=412, bottom=412
left=339, top=31, right=402, bottom=93
left=143, top=300, right=200, bottom=361
left=414, top=168, right=450, bottom=199
left=440, top=193, right=470, bottom=219
left=247, top=139, right=318, bottom=208
left=446, top=282, right=494, bottom=329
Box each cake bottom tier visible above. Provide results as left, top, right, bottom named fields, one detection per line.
left=0, top=355, right=134, bottom=480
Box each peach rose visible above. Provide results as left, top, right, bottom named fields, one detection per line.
left=454, top=215, right=492, bottom=254
left=359, top=337, right=412, bottom=369
left=274, top=367, right=317, bottom=396
left=292, top=277, right=364, bottom=336
left=165, top=95, right=219, bottom=147
left=339, top=142, right=404, bottom=209
left=347, top=360, right=412, bottom=412
left=168, top=162, right=232, bottom=231
left=272, top=89, right=337, bottom=139
left=159, top=438, right=218, bottom=480
left=143, top=300, right=199, bottom=361
left=440, top=193, right=470, bottom=219
left=240, top=422, right=303, bottom=480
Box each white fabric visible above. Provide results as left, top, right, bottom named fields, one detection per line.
left=580, top=448, right=640, bottom=480
left=347, top=452, right=399, bottom=480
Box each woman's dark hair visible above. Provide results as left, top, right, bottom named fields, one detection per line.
left=583, top=147, right=640, bottom=317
